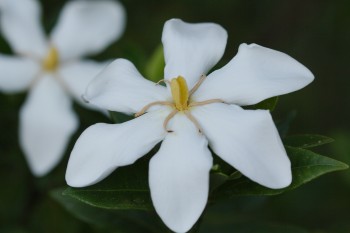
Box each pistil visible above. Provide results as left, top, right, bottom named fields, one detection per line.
left=42, top=47, right=59, bottom=71
left=135, top=75, right=224, bottom=133
left=170, top=76, right=189, bottom=111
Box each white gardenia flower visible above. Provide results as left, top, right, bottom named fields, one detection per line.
left=0, top=0, right=125, bottom=176
left=66, top=19, right=314, bottom=233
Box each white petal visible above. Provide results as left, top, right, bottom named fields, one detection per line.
left=149, top=115, right=212, bottom=233
left=66, top=109, right=169, bottom=187
left=193, top=43, right=314, bottom=105
left=162, top=19, right=227, bottom=88
left=58, top=60, right=108, bottom=107
left=0, top=54, right=40, bottom=93
left=84, top=59, right=169, bottom=114
left=19, top=75, right=78, bottom=176
left=192, top=103, right=292, bottom=189
left=0, top=0, right=47, bottom=57
left=51, top=0, right=125, bottom=61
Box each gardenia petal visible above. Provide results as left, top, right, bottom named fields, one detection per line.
left=0, top=0, right=47, bottom=57
left=149, top=115, right=212, bottom=233
left=0, top=54, right=40, bottom=93
left=58, top=60, right=108, bottom=108
left=66, top=109, right=168, bottom=187
left=19, top=75, right=78, bottom=176
left=162, top=19, right=227, bottom=89
left=84, top=59, right=169, bottom=114
left=192, top=103, right=292, bottom=189
left=192, top=43, right=314, bottom=105
left=50, top=0, right=125, bottom=61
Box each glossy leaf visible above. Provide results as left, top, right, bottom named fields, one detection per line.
left=283, top=134, right=334, bottom=148
left=51, top=189, right=169, bottom=233
left=211, top=146, right=348, bottom=199
left=63, top=156, right=153, bottom=211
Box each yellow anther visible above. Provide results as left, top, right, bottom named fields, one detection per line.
left=135, top=74, right=221, bottom=133
left=42, top=47, right=59, bottom=71
left=170, top=76, right=189, bottom=111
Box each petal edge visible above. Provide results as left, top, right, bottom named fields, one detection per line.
left=193, top=43, right=314, bottom=105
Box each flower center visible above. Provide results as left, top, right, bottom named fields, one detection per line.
left=170, top=76, right=189, bottom=111
left=135, top=75, right=224, bottom=133
left=42, top=47, right=59, bottom=71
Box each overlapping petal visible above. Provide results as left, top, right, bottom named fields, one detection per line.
left=0, top=0, right=47, bottom=57
left=0, top=54, right=40, bottom=93
left=192, top=103, right=292, bottom=189
left=19, top=75, right=78, bottom=176
left=162, top=19, right=227, bottom=89
left=51, top=0, right=125, bottom=61
left=192, top=43, right=314, bottom=105
left=66, top=109, right=169, bottom=187
left=84, top=59, right=169, bottom=114
left=149, top=115, right=212, bottom=233
left=58, top=60, right=108, bottom=107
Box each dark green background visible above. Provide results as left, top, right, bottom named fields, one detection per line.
left=0, top=0, right=349, bottom=232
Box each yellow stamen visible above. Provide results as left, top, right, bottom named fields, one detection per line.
left=42, top=47, right=59, bottom=71
left=189, top=99, right=224, bottom=107
left=135, top=101, right=173, bottom=117
left=135, top=74, right=223, bottom=134
left=163, top=109, right=178, bottom=132
left=184, top=111, right=203, bottom=133
left=189, top=74, right=206, bottom=96
left=170, top=76, right=189, bottom=111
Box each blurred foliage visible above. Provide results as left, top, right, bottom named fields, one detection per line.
left=1, top=0, right=350, bottom=232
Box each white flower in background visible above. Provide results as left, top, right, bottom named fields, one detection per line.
left=66, top=19, right=314, bottom=233
left=0, top=0, right=125, bottom=176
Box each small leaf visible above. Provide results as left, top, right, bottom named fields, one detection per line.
left=210, top=172, right=229, bottom=193
left=209, top=171, right=243, bottom=193
left=63, top=157, right=153, bottom=211
left=283, top=134, right=334, bottom=148
left=211, top=147, right=348, bottom=199
left=245, top=96, right=279, bottom=111
left=144, top=45, right=165, bottom=83
left=228, top=171, right=242, bottom=180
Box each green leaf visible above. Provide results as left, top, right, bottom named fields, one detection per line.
left=210, top=171, right=242, bottom=193
left=211, top=146, right=348, bottom=199
left=283, top=134, right=334, bottom=148
left=210, top=172, right=229, bottom=193
left=245, top=96, right=279, bottom=111
left=51, top=189, right=168, bottom=233
left=144, top=45, right=165, bottom=83
left=63, top=157, right=153, bottom=211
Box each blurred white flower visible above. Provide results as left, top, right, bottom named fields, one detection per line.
left=66, top=19, right=314, bottom=233
left=0, top=0, right=126, bottom=176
